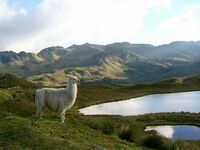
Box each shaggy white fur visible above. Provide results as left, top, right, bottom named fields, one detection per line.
left=35, top=75, right=79, bottom=122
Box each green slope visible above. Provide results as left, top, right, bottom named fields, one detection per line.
left=157, top=74, right=200, bottom=85
left=0, top=74, right=200, bottom=149
left=0, top=73, right=39, bottom=88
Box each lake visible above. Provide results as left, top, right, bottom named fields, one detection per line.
left=79, top=91, right=200, bottom=116
left=145, top=125, right=200, bottom=141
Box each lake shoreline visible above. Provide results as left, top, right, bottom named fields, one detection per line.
left=79, top=90, right=200, bottom=116
left=145, top=125, right=200, bottom=141
left=77, top=83, right=200, bottom=109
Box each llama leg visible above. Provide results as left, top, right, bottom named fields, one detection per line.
left=63, top=110, right=66, bottom=120
left=60, top=112, right=65, bottom=123
left=35, top=108, right=41, bottom=118
left=40, top=109, right=44, bottom=119
left=35, top=107, right=44, bottom=119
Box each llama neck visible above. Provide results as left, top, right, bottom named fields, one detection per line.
left=66, top=82, right=77, bottom=102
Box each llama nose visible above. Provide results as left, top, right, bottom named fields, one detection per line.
left=77, top=79, right=80, bottom=84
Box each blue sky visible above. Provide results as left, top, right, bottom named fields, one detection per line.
left=0, top=0, right=200, bottom=52
left=7, top=0, right=41, bottom=8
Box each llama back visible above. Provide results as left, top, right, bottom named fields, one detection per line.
left=35, top=88, right=67, bottom=112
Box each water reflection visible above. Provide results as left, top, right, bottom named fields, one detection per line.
left=79, top=91, right=200, bottom=116
left=145, top=125, right=200, bottom=141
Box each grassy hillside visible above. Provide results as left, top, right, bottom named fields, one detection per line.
left=0, top=74, right=200, bottom=149
left=27, top=59, right=127, bottom=86
left=0, top=73, right=39, bottom=88
left=158, top=74, right=200, bottom=85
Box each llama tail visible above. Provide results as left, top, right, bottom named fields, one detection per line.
left=35, top=90, right=40, bottom=108
left=35, top=89, right=44, bottom=118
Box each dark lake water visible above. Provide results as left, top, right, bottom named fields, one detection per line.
left=145, top=125, right=200, bottom=141
left=79, top=91, right=200, bottom=116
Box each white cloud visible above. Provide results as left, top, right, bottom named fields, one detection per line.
left=0, top=0, right=15, bottom=21
left=0, top=0, right=173, bottom=52
left=155, top=4, right=200, bottom=45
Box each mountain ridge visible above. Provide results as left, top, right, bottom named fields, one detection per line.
left=0, top=41, right=200, bottom=85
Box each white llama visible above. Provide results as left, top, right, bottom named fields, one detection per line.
left=35, top=75, right=79, bottom=122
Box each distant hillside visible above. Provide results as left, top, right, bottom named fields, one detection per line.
left=0, top=41, right=200, bottom=85
left=158, top=74, right=200, bottom=86
left=0, top=73, right=38, bottom=88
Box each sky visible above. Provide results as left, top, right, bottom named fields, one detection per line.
left=0, top=0, right=200, bottom=52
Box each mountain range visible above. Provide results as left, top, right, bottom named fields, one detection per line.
left=0, top=41, right=200, bottom=86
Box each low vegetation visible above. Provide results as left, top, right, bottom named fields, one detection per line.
left=0, top=73, right=39, bottom=89
left=101, top=121, right=114, bottom=135
left=118, top=125, right=145, bottom=144
left=0, top=73, right=200, bottom=149
left=143, top=135, right=176, bottom=150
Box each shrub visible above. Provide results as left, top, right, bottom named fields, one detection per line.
left=118, top=125, right=144, bottom=143
left=119, top=125, right=132, bottom=142
left=143, top=135, right=176, bottom=150
left=102, top=121, right=114, bottom=135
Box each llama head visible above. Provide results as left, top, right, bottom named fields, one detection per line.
left=67, top=75, right=80, bottom=84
